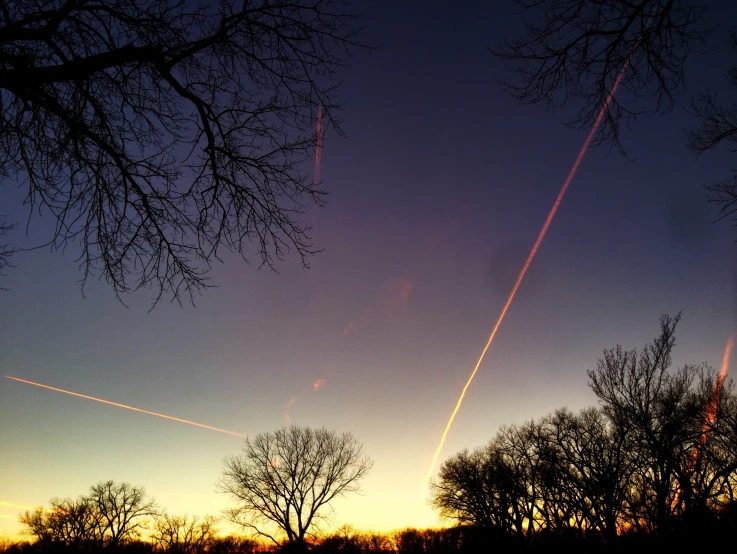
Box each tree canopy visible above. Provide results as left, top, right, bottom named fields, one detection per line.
left=19, top=480, right=157, bottom=550
left=218, top=425, right=372, bottom=550
left=494, top=0, right=737, bottom=228
left=432, top=315, right=737, bottom=543
left=0, top=0, right=366, bottom=305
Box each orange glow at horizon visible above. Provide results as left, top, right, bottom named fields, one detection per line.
left=5, top=376, right=248, bottom=438
left=424, top=60, right=634, bottom=484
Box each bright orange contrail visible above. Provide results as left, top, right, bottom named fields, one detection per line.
left=424, top=61, right=633, bottom=483
left=671, top=334, right=733, bottom=510
left=688, top=334, right=734, bottom=470
left=5, top=376, right=248, bottom=438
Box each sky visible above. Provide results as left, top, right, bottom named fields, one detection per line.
left=2, top=0, right=737, bottom=540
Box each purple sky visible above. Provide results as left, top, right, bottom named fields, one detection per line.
left=2, top=0, right=737, bottom=537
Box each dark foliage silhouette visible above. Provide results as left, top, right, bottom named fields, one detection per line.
left=0, top=0, right=365, bottom=305
left=432, top=315, right=737, bottom=550
left=494, top=1, right=737, bottom=231
left=9, top=320, right=737, bottom=554
left=493, top=0, right=710, bottom=154
left=150, top=514, right=217, bottom=554
left=687, top=35, right=737, bottom=228
left=19, top=480, right=157, bottom=552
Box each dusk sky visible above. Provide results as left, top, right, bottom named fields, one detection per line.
left=3, top=0, right=737, bottom=539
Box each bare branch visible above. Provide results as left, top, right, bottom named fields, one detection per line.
left=0, top=0, right=369, bottom=307
left=492, top=0, right=711, bottom=154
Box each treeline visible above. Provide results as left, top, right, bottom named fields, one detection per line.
left=2, top=481, right=265, bottom=554
left=430, top=314, right=737, bottom=551
left=3, top=527, right=486, bottom=554
left=1, top=481, right=485, bottom=554
left=5, top=315, right=737, bottom=553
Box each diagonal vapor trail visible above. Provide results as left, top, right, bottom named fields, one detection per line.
left=5, top=376, right=248, bottom=438
left=315, top=103, right=323, bottom=183
left=688, top=334, right=734, bottom=469
left=671, top=334, right=734, bottom=510
left=308, top=103, right=324, bottom=311
left=424, top=58, right=634, bottom=484
left=0, top=501, right=37, bottom=510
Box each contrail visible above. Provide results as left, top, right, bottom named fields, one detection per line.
left=314, top=103, right=323, bottom=183
left=308, top=103, right=324, bottom=308
left=0, top=501, right=37, bottom=510
left=671, top=334, right=734, bottom=510
left=688, top=334, right=734, bottom=470
left=424, top=59, right=633, bottom=483
left=5, top=376, right=248, bottom=438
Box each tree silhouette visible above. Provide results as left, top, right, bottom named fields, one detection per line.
left=541, top=407, right=632, bottom=542
left=0, top=0, right=365, bottom=305
left=218, top=425, right=372, bottom=551
left=430, top=447, right=511, bottom=534
left=588, top=314, right=704, bottom=534
left=18, top=480, right=157, bottom=551
left=151, top=514, right=218, bottom=554
left=430, top=430, right=544, bottom=541
left=86, top=481, right=157, bottom=548
left=493, top=0, right=710, bottom=155
left=493, top=1, right=737, bottom=232
left=687, top=35, right=737, bottom=228
left=432, top=315, right=737, bottom=547
left=19, top=497, right=103, bottom=552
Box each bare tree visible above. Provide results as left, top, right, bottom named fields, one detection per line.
left=678, top=366, right=737, bottom=521
left=430, top=446, right=512, bottom=534
left=688, top=35, right=737, bottom=228
left=495, top=422, right=550, bottom=540
left=208, top=535, right=262, bottom=554
left=0, top=0, right=366, bottom=305
left=541, top=407, right=632, bottom=542
left=218, top=425, right=372, bottom=551
left=430, top=428, right=545, bottom=541
left=19, top=497, right=102, bottom=551
left=87, top=480, right=157, bottom=547
left=151, top=514, right=218, bottom=554
left=18, top=481, right=156, bottom=551
left=493, top=1, right=737, bottom=239
left=587, top=314, right=717, bottom=534
left=493, top=0, right=710, bottom=154
left=431, top=315, right=737, bottom=545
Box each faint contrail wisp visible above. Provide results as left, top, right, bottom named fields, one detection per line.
left=0, top=501, right=37, bottom=510
left=5, top=375, right=248, bottom=438
left=315, top=104, right=323, bottom=183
